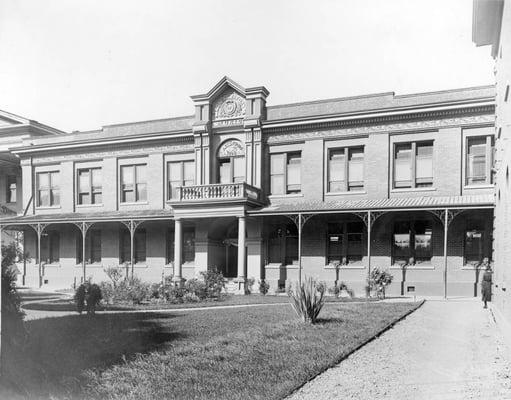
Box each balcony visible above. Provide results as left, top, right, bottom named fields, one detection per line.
left=169, top=182, right=265, bottom=209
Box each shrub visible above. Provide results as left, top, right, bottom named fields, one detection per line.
left=367, top=267, right=393, bottom=299
left=183, top=292, right=200, bottom=303
left=200, top=268, right=225, bottom=298
left=245, top=277, right=255, bottom=294
left=98, top=276, right=151, bottom=304
left=288, top=277, right=326, bottom=324
left=2, top=243, right=27, bottom=349
left=259, top=279, right=270, bottom=295
left=104, top=265, right=124, bottom=287
left=184, top=278, right=208, bottom=300
left=328, top=281, right=355, bottom=298
left=74, top=282, right=102, bottom=314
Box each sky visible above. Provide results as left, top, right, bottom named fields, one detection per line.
left=0, top=0, right=495, bottom=132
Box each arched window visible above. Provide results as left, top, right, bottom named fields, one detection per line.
left=217, top=139, right=245, bottom=184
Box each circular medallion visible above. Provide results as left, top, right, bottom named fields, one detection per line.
left=221, top=99, right=238, bottom=117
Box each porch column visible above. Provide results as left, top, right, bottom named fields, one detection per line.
left=0, top=226, right=2, bottom=366
left=36, top=224, right=44, bottom=288
left=237, top=216, right=246, bottom=291
left=173, top=219, right=183, bottom=282
left=367, top=211, right=371, bottom=279
left=82, top=222, right=87, bottom=282
left=443, top=208, right=448, bottom=299
left=298, top=213, right=302, bottom=285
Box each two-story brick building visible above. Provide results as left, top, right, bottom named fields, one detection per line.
left=0, top=77, right=496, bottom=296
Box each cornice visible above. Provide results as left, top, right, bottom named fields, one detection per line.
left=263, top=104, right=495, bottom=136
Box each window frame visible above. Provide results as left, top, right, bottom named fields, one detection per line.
left=392, top=220, right=433, bottom=266
left=326, top=221, right=365, bottom=265
left=6, top=175, right=16, bottom=203
left=120, top=164, right=147, bottom=203
left=327, top=146, right=365, bottom=193
left=267, top=223, right=299, bottom=266
left=167, top=160, right=195, bottom=200
left=217, top=156, right=245, bottom=184
left=76, top=229, right=102, bottom=264
left=393, top=141, right=434, bottom=189
left=36, top=171, right=60, bottom=207
left=77, top=167, right=103, bottom=205
left=119, top=228, right=147, bottom=264
left=465, top=135, right=494, bottom=186
left=41, top=231, right=60, bottom=264
left=270, top=152, right=302, bottom=195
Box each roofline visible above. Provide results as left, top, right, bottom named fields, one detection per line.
left=249, top=205, right=494, bottom=217
left=266, top=84, right=494, bottom=110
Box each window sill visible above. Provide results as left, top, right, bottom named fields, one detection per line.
left=460, top=265, right=487, bottom=270
left=35, top=206, right=61, bottom=210
left=119, top=201, right=149, bottom=206
left=42, top=263, right=61, bottom=268
left=76, top=262, right=103, bottom=268
left=463, top=184, right=494, bottom=190
left=265, top=263, right=283, bottom=269
left=164, top=263, right=174, bottom=268
left=76, top=204, right=104, bottom=208
left=390, top=264, right=435, bottom=270
left=325, top=191, right=366, bottom=196
left=324, top=264, right=365, bottom=269
left=390, top=187, right=436, bottom=193
left=268, top=193, right=303, bottom=199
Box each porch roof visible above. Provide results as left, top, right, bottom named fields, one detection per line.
left=248, top=194, right=495, bottom=216
left=0, top=209, right=174, bottom=226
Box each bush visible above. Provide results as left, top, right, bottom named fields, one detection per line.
left=259, top=279, right=270, bottom=295
left=98, top=276, right=151, bottom=304
left=74, top=282, right=102, bottom=314
left=367, top=267, right=393, bottom=299
left=288, top=277, right=326, bottom=324
left=200, top=268, right=225, bottom=298
left=245, top=277, right=255, bottom=294
left=328, top=281, right=355, bottom=298
left=184, top=278, right=208, bottom=300
left=2, top=243, right=27, bottom=348
left=104, top=265, right=124, bottom=287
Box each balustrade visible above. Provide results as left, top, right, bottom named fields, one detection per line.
left=176, top=182, right=261, bottom=202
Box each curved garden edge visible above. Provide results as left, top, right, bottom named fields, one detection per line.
left=283, top=299, right=426, bottom=399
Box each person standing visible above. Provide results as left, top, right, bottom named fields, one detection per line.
left=481, top=264, right=492, bottom=309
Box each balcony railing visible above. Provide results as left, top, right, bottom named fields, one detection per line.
left=174, top=182, right=262, bottom=203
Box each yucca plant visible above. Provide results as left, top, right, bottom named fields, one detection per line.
left=288, top=277, right=326, bottom=324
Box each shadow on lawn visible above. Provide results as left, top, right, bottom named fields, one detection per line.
left=2, top=312, right=186, bottom=397
left=22, top=299, right=136, bottom=312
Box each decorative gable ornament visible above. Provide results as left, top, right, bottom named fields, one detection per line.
left=212, top=90, right=246, bottom=127
left=218, top=139, right=244, bottom=157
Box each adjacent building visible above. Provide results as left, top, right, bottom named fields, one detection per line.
left=0, top=77, right=496, bottom=296
left=473, top=0, right=510, bottom=322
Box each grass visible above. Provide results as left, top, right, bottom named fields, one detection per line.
left=3, top=300, right=422, bottom=400
left=21, top=293, right=375, bottom=312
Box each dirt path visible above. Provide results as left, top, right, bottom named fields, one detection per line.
left=288, top=298, right=511, bottom=400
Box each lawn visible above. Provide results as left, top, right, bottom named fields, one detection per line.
left=3, top=301, right=422, bottom=400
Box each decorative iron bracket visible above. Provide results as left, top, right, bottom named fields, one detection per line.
left=120, top=220, right=143, bottom=234
left=428, top=209, right=465, bottom=228
left=285, top=213, right=315, bottom=230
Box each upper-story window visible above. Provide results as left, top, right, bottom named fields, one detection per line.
left=120, top=164, right=147, bottom=203
left=466, top=136, right=494, bottom=185
left=270, top=152, right=301, bottom=195
left=36, top=171, right=60, bottom=207
left=394, top=141, right=433, bottom=189
left=328, top=147, right=364, bottom=192
left=77, top=168, right=102, bottom=205
left=217, top=139, right=245, bottom=184
left=6, top=175, right=16, bottom=203
left=168, top=161, right=194, bottom=199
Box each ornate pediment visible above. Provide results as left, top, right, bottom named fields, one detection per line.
left=212, top=89, right=246, bottom=127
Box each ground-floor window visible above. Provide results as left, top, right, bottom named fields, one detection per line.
left=166, top=229, right=174, bottom=264
left=120, top=229, right=146, bottom=264
left=41, top=231, right=60, bottom=264
left=393, top=220, right=432, bottom=265
left=464, top=219, right=486, bottom=265
left=76, top=230, right=102, bottom=264
left=327, top=221, right=364, bottom=265
left=268, top=223, right=298, bottom=265
left=183, top=227, right=195, bottom=263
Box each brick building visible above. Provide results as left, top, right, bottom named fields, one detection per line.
left=0, top=77, right=496, bottom=296
left=473, top=0, right=510, bottom=322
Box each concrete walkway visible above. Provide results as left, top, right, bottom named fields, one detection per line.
left=289, top=298, right=511, bottom=400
